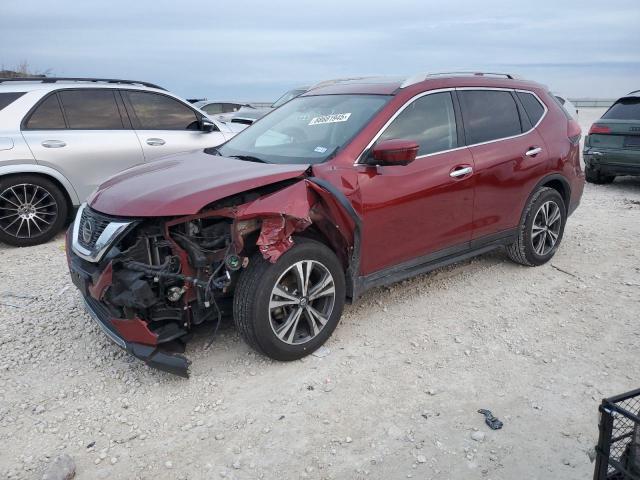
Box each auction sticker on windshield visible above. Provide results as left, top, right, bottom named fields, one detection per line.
left=308, top=113, right=351, bottom=125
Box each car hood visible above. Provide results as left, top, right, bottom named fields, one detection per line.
left=88, top=150, right=309, bottom=217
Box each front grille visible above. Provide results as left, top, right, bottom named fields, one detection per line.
left=77, top=207, right=112, bottom=250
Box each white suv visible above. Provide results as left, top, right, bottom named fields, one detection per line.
left=0, top=77, right=237, bottom=246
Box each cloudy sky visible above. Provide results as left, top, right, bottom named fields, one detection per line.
left=2, top=0, right=639, bottom=102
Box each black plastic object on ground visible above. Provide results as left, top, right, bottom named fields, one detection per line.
left=594, top=388, right=640, bottom=480
left=478, top=409, right=504, bottom=430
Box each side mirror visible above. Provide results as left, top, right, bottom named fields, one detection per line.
left=370, top=139, right=420, bottom=166
left=200, top=118, right=216, bottom=133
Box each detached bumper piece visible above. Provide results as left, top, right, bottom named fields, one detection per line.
left=83, top=296, right=190, bottom=377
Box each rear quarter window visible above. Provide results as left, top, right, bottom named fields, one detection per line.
left=602, top=98, right=640, bottom=120
left=516, top=92, right=545, bottom=126
left=0, top=92, right=26, bottom=111
left=24, top=94, right=66, bottom=129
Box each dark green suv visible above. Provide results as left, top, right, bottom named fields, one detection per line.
left=584, top=91, right=640, bottom=184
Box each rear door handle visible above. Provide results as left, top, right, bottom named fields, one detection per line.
left=41, top=140, right=66, bottom=148
left=525, top=147, right=543, bottom=157
left=146, top=138, right=166, bottom=146
left=449, top=166, right=473, bottom=178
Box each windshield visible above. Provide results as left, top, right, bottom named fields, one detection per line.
left=215, top=94, right=391, bottom=164
left=271, top=89, right=308, bottom=108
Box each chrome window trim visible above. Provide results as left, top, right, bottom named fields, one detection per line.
left=71, top=203, right=135, bottom=263
left=355, top=87, right=548, bottom=165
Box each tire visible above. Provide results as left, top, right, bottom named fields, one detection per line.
left=233, top=237, right=345, bottom=361
left=585, top=165, right=614, bottom=184
left=0, top=175, right=68, bottom=247
left=506, top=187, right=566, bottom=267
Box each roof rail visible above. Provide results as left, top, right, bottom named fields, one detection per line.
left=627, top=89, right=640, bottom=95
left=0, top=77, right=166, bottom=91
left=308, top=77, right=376, bottom=90
left=400, top=71, right=519, bottom=88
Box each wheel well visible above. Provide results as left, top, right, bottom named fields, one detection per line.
left=0, top=172, right=75, bottom=221
left=541, top=178, right=570, bottom=209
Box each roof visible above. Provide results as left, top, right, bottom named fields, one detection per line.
left=303, top=72, right=544, bottom=96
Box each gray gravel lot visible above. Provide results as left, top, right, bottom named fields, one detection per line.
left=1, top=108, right=639, bottom=479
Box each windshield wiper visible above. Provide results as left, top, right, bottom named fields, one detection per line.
left=229, top=155, right=269, bottom=164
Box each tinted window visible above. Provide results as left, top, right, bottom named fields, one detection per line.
left=378, top=92, right=458, bottom=155
left=127, top=92, right=199, bottom=130
left=224, top=103, right=242, bottom=112
left=58, top=90, right=124, bottom=129
left=25, top=94, right=66, bottom=129
left=0, top=92, right=25, bottom=111
left=202, top=103, right=224, bottom=114
left=517, top=92, right=545, bottom=125
left=603, top=98, right=640, bottom=120
left=459, top=90, right=522, bottom=144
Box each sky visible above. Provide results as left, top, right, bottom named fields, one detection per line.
left=1, top=0, right=639, bottom=103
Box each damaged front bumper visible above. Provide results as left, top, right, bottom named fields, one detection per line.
left=82, top=296, right=190, bottom=377
left=67, top=240, right=190, bottom=377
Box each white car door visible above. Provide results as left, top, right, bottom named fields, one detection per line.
left=122, top=90, right=229, bottom=162
left=21, top=89, right=145, bottom=201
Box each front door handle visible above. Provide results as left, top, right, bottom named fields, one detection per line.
left=146, top=138, right=166, bottom=146
left=525, top=147, right=543, bottom=157
left=449, top=166, right=473, bottom=178
left=41, top=140, right=66, bottom=148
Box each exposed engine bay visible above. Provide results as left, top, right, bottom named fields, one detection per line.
left=68, top=177, right=359, bottom=376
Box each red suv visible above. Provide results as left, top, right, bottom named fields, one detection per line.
left=66, top=72, right=584, bottom=376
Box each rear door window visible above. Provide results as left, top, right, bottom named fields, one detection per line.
left=125, top=91, right=199, bottom=130
left=0, top=92, right=25, bottom=111
left=516, top=92, right=545, bottom=126
left=58, top=90, right=124, bottom=129
left=458, top=90, right=522, bottom=145
left=377, top=92, right=458, bottom=156
left=24, top=94, right=66, bottom=129
left=603, top=98, right=640, bottom=120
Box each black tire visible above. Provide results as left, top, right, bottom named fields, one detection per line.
left=233, top=237, right=346, bottom=361
left=506, top=187, right=566, bottom=267
left=585, top=166, right=614, bottom=184
left=0, top=175, right=68, bottom=247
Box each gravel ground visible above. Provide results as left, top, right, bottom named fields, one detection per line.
left=1, top=108, right=639, bottom=480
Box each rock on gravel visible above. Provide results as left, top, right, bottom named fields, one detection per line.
left=42, top=454, right=75, bottom=480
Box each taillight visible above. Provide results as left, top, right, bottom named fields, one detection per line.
left=589, top=124, right=611, bottom=135
left=568, top=118, right=582, bottom=145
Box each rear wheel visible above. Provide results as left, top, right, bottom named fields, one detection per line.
left=0, top=175, right=68, bottom=247
left=585, top=165, right=615, bottom=184
left=233, top=237, right=345, bottom=361
left=507, top=187, right=566, bottom=266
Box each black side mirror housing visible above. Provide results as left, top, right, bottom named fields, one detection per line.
left=200, top=118, right=216, bottom=133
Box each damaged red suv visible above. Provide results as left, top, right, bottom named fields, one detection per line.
left=66, top=73, right=584, bottom=376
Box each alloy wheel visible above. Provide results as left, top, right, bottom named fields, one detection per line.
left=531, top=200, right=562, bottom=256
left=268, top=260, right=336, bottom=345
left=0, top=183, right=58, bottom=239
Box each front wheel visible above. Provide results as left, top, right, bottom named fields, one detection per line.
left=507, top=187, right=566, bottom=266
left=233, top=237, right=345, bottom=361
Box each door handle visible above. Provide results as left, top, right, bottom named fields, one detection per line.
left=525, top=147, right=543, bottom=157
left=146, top=138, right=166, bottom=146
left=41, top=140, right=66, bottom=148
left=449, top=166, right=473, bottom=178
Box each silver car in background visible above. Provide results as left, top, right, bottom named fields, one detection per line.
left=0, top=77, right=236, bottom=246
